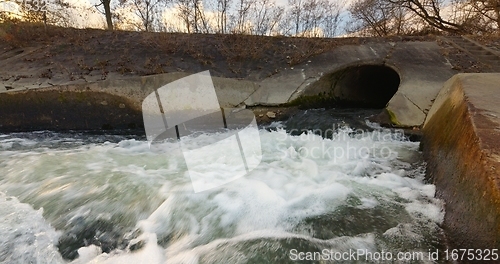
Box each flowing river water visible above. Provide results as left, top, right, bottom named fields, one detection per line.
left=0, top=109, right=447, bottom=263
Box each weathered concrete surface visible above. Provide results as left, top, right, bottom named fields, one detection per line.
left=385, top=42, right=455, bottom=126
left=422, top=73, right=500, bottom=250
left=0, top=72, right=258, bottom=131
left=278, top=41, right=455, bottom=127
left=442, top=36, right=500, bottom=72
left=0, top=40, right=455, bottom=130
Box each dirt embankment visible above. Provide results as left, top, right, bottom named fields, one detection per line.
left=1, top=23, right=499, bottom=91
left=0, top=23, right=447, bottom=85
left=2, top=24, right=499, bottom=87
left=1, top=23, right=360, bottom=84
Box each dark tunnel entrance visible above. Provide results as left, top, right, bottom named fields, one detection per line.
left=329, top=64, right=400, bottom=108
left=298, top=64, right=401, bottom=109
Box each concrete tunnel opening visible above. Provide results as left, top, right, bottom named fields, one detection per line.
left=328, top=64, right=400, bottom=109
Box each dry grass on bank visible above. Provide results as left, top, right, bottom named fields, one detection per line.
left=0, top=22, right=437, bottom=81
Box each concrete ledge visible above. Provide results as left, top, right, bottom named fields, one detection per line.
left=422, top=73, right=500, bottom=250
left=0, top=73, right=259, bottom=131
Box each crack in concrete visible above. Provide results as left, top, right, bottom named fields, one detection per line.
left=286, top=76, right=318, bottom=103
left=240, top=82, right=261, bottom=106
left=403, top=93, right=426, bottom=115
left=382, top=42, right=397, bottom=66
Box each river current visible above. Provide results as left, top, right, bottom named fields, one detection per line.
left=0, top=109, right=446, bottom=263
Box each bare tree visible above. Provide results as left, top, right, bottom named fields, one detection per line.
left=174, top=0, right=210, bottom=33
left=388, top=0, right=465, bottom=33
left=176, top=0, right=193, bottom=32
left=349, top=0, right=405, bottom=36
left=94, top=0, right=114, bottom=30
left=265, top=4, right=285, bottom=35
left=287, top=0, right=303, bottom=35
left=128, top=0, right=166, bottom=31
left=469, top=0, right=500, bottom=32
left=216, top=0, right=231, bottom=33
left=322, top=1, right=345, bottom=37
left=301, top=0, right=329, bottom=36
left=194, top=0, right=210, bottom=33
left=283, top=0, right=342, bottom=37
left=192, top=0, right=200, bottom=32
left=232, top=0, right=253, bottom=33
left=250, top=0, right=284, bottom=35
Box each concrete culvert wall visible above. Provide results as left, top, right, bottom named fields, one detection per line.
left=298, top=64, right=400, bottom=109
left=422, top=73, right=500, bottom=250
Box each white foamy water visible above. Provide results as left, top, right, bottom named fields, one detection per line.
left=0, top=128, right=445, bottom=263
left=0, top=192, right=64, bottom=264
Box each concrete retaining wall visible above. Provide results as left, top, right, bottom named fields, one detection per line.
left=422, top=73, right=500, bottom=250
left=0, top=40, right=456, bottom=130
left=0, top=72, right=258, bottom=131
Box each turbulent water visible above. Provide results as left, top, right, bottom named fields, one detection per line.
left=0, top=110, right=446, bottom=263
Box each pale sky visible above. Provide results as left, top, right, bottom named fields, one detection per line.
left=1, top=0, right=366, bottom=36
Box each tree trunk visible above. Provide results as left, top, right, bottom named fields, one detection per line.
left=495, top=6, right=500, bottom=33
left=103, top=0, right=113, bottom=30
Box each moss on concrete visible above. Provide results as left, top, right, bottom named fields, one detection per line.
left=0, top=89, right=143, bottom=131
left=287, top=91, right=337, bottom=109
left=386, top=109, right=402, bottom=126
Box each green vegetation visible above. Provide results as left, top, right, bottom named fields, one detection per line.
left=386, top=108, right=402, bottom=126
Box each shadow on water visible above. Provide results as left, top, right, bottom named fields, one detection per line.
left=280, top=108, right=380, bottom=137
